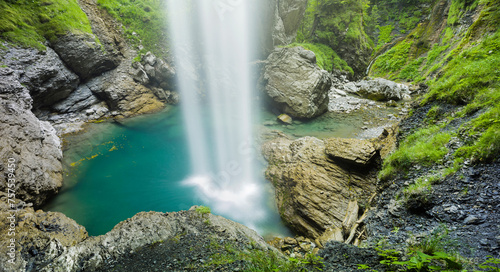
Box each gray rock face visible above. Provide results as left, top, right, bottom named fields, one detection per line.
left=51, top=33, right=120, bottom=80
left=0, top=68, right=63, bottom=207
left=1, top=46, right=79, bottom=109
left=0, top=209, right=272, bottom=272
left=20, top=47, right=80, bottom=108
left=52, top=85, right=100, bottom=113
left=262, top=47, right=332, bottom=118
left=347, top=78, right=411, bottom=101
left=272, top=0, right=308, bottom=46
left=262, top=136, right=379, bottom=238
left=132, top=52, right=176, bottom=90
left=0, top=67, right=33, bottom=110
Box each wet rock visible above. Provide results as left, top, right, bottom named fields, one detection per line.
left=261, top=47, right=331, bottom=118
left=92, top=76, right=164, bottom=116
left=133, top=52, right=176, bottom=89
left=132, top=63, right=150, bottom=85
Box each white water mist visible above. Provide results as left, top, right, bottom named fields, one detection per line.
left=167, top=0, right=266, bottom=230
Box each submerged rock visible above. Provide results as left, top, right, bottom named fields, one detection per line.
left=277, top=113, right=293, bottom=124
left=261, top=47, right=331, bottom=118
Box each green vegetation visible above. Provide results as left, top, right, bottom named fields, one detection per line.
left=377, top=0, right=499, bottom=184
left=285, top=42, right=353, bottom=75
left=448, top=0, right=480, bottom=25
left=370, top=40, right=413, bottom=78
left=375, top=25, right=394, bottom=50
left=96, top=0, right=168, bottom=58
left=0, top=0, right=95, bottom=50
left=379, top=125, right=453, bottom=180
left=480, top=256, right=500, bottom=272
left=295, top=0, right=373, bottom=75
left=402, top=173, right=442, bottom=209
left=359, top=226, right=469, bottom=271
left=195, top=205, right=211, bottom=215
left=206, top=243, right=324, bottom=272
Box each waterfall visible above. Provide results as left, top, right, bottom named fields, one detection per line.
left=166, top=0, right=266, bottom=230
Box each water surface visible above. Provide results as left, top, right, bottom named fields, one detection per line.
left=45, top=107, right=289, bottom=237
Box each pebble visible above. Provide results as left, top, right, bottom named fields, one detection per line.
left=480, top=239, right=489, bottom=246
left=464, top=215, right=483, bottom=225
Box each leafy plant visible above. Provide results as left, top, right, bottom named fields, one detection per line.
left=479, top=256, right=500, bottom=272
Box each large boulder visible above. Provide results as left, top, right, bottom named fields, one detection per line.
left=262, top=136, right=379, bottom=238
left=347, top=78, right=411, bottom=101
left=51, top=33, right=120, bottom=80
left=261, top=47, right=332, bottom=118
left=0, top=68, right=63, bottom=207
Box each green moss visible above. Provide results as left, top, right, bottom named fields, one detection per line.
left=0, top=0, right=95, bottom=50
left=97, top=0, right=168, bottom=58
left=424, top=29, right=500, bottom=105
left=371, top=40, right=413, bottom=78
left=379, top=125, right=453, bottom=180
left=285, top=42, right=354, bottom=75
